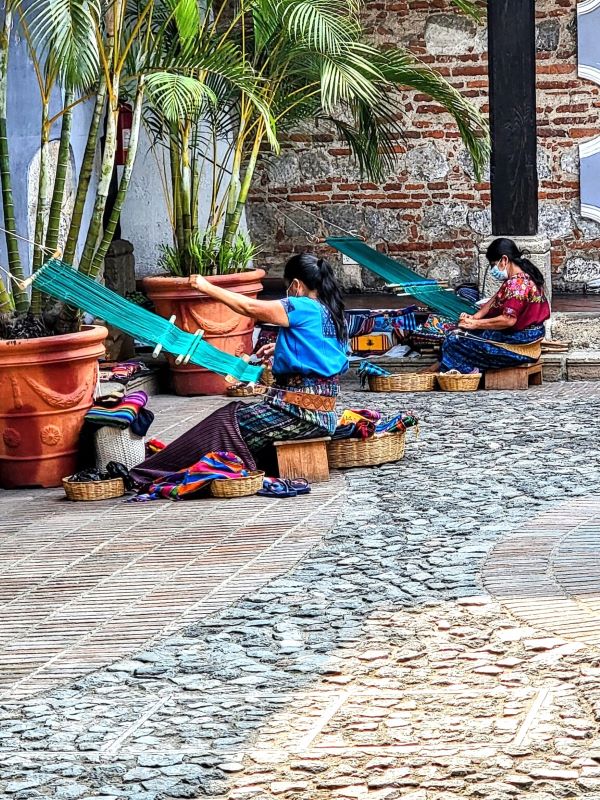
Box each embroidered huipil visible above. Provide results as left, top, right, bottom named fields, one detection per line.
left=267, top=297, right=349, bottom=432
left=485, top=274, right=550, bottom=332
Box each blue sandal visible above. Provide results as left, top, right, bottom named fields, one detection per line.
left=257, top=478, right=297, bottom=498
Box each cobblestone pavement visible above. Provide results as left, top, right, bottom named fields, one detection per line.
left=3, top=384, right=600, bottom=799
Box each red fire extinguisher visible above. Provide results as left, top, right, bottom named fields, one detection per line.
left=116, top=102, right=133, bottom=166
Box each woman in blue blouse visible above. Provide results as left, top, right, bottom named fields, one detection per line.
left=190, top=252, right=349, bottom=459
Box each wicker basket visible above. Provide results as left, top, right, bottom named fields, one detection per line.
left=437, top=371, right=482, bottom=392
left=226, top=384, right=267, bottom=398
left=327, top=432, right=405, bottom=469
left=95, top=426, right=146, bottom=470
left=63, top=476, right=125, bottom=501
left=368, top=372, right=436, bottom=393
left=210, top=470, right=265, bottom=498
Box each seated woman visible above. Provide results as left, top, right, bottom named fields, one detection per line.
left=130, top=253, right=349, bottom=487
left=434, top=237, right=550, bottom=374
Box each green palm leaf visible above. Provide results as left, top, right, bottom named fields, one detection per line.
left=15, top=0, right=100, bottom=90
left=145, top=72, right=217, bottom=123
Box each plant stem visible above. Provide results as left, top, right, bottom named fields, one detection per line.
left=222, top=121, right=263, bottom=250
left=169, top=126, right=184, bottom=254
left=88, top=78, right=144, bottom=277
left=180, top=120, right=192, bottom=269
left=64, top=78, right=107, bottom=264
left=30, top=93, right=51, bottom=314
left=78, top=74, right=121, bottom=275
left=45, top=87, right=74, bottom=255
left=0, top=11, right=22, bottom=311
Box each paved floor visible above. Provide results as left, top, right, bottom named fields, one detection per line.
left=3, top=384, right=600, bottom=799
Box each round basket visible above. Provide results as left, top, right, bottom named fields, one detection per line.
left=437, top=371, right=482, bottom=392
left=62, top=476, right=125, bottom=501
left=368, top=372, right=436, bottom=393
left=210, top=470, right=265, bottom=498
left=95, top=426, right=146, bottom=470
left=226, top=384, right=267, bottom=398
left=327, top=432, right=405, bottom=470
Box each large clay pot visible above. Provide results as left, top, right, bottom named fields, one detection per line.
left=143, top=270, right=265, bottom=395
left=0, top=325, right=107, bottom=489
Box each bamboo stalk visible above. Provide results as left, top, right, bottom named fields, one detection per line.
left=180, top=120, right=192, bottom=266
left=30, top=94, right=51, bottom=314
left=63, top=77, right=107, bottom=264
left=0, top=11, right=22, bottom=311
left=88, top=78, right=145, bottom=277
left=45, top=87, right=74, bottom=255
left=222, top=121, right=263, bottom=250
left=78, top=75, right=120, bottom=275
left=169, top=127, right=184, bottom=254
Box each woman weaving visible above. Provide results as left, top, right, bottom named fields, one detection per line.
left=432, top=238, right=550, bottom=374
left=130, top=253, right=348, bottom=487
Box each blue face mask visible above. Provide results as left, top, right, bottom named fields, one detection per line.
left=490, top=265, right=508, bottom=282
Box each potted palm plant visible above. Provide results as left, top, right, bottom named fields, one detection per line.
left=144, top=0, right=489, bottom=395
left=0, top=0, right=239, bottom=486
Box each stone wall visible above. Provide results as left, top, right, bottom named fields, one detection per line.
left=246, top=0, right=600, bottom=292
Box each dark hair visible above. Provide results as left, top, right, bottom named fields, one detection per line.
left=284, top=253, right=347, bottom=341
left=485, top=237, right=545, bottom=288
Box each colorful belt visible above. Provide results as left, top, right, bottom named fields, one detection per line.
left=279, top=390, right=337, bottom=412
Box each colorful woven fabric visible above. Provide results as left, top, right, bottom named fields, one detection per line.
left=85, top=391, right=148, bottom=429
left=375, top=412, right=419, bottom=435
left=440, top=325, right=545, bottom=373
left=100, top=360, right=148, bottom=383
left=132, top=451, right=249, bottom=501
left=266, top=374, right=340, bottom=432
left=338, top=408, right=382, bottom=440
left=236, top=401, right=330, bottom=452
left=356, top=361, right=391, bottom=388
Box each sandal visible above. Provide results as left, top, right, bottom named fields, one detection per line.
left=282, top=478, right=311, bottom=495
left=257, top=478, right=297, bottom=498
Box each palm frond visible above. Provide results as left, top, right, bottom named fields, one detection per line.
left=450, top=0, right=485, bottom=22
left=16, top=0, right=101, bottom=90
left=145, top=72, right=217, bottom=123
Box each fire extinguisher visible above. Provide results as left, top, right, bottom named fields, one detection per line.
left=116, top=102, right=133, bottom=166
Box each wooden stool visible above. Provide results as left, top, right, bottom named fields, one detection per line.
left=274, top=437, right=331, bottom=483
left=484, top=361, right=543, bottom=390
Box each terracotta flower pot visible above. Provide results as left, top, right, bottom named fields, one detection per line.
left=0, top=325, right=107, bottom=489
left=143, top=270, right=265, bottom=395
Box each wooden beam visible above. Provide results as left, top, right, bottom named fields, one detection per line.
left=487, top=0, right=538, bottom=236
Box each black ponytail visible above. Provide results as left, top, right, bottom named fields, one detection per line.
left=283, top=253, right=347, bottom=342
left=486, top=237, right=545, bottom=288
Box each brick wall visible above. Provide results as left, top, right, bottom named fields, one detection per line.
left=246, top=0, right=600, bottom=292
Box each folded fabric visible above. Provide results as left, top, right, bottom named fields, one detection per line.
left=130, top=450, right=249, bottom=502
left=356, top=361, right=391, bottom=388
left=375, top=411, right=419, bottom=435
left=131, top=407, right=154, bottom=437
left=146, top=438, right=166, bottom=455
left=338, top=408, right=382, bottom=440
left=99, top=360, right=149, bottom=383
left=334, top=409, right=419, bottom=440
left=85, top=391, right=149, bottom=429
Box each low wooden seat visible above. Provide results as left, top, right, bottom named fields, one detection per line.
left=273, top=437, right=331, bottom=483
left=484, top=361, right=543, bottom=390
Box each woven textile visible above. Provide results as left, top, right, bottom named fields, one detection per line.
left=85, top=391, right=148, bottom=429
left=236, top=401, right=329, bottom=453
left=440, top=325, right=545, bottom=373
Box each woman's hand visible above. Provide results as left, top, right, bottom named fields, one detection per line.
left=190, top=274, right=212, bottom=294
left=458, top=316, right=479, bottom=330
left=256, top=342, right=275, bottom=363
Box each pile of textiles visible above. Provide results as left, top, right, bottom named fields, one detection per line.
left=130, top=451, right=250, bottom=501
left=85, top=390, right=154, bottom=436
left=356, top=361, right=391, bottom=388
left=99, top=360, right=151, bottom=384
left=332, top=408, right=419, bottom=440
left=410, top=314, right=456, bottom=350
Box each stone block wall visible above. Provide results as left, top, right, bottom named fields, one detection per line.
left=246, top=0, right=600, bottom=292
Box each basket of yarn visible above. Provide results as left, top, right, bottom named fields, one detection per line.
left=210, top=470, right=265, bottom=498
left=327, top=431, right=406, bottom=469
left=437, top=370, right=481, bottom=392
left=95, top=426, right=146, bottom=470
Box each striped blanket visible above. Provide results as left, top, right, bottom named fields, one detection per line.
left=131, top=450, right=249, bottom=501
left=85, top=391, right=148, bottom=429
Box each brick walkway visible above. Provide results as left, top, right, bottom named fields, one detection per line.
left=0, top=396, right=344, bottom=700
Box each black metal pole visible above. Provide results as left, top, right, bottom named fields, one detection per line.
left=487, top=0, right=538, bottom=236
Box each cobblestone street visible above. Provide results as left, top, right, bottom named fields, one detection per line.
left=2, top=383, right=600, bottom=799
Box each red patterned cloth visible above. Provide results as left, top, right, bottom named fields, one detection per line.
left=485, top=274, right=550, bottom=332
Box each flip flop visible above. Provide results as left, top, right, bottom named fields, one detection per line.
left=257, top=478, right=297, bottom=498
left=282, top=478, right=311, bottom=495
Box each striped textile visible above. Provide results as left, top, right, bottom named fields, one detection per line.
left=85, top=391, right=148, bottom=429
left=236, top=401, right=329, bottom=453
left=132, top=451, right=249, bottom=501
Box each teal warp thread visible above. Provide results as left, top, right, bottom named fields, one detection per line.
left=326, top=236, right=477, bottom=322
left=33, top=259, right=263, bottom=383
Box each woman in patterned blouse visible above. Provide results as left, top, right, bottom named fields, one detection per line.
left=435, top=237, right=550, bottom=374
